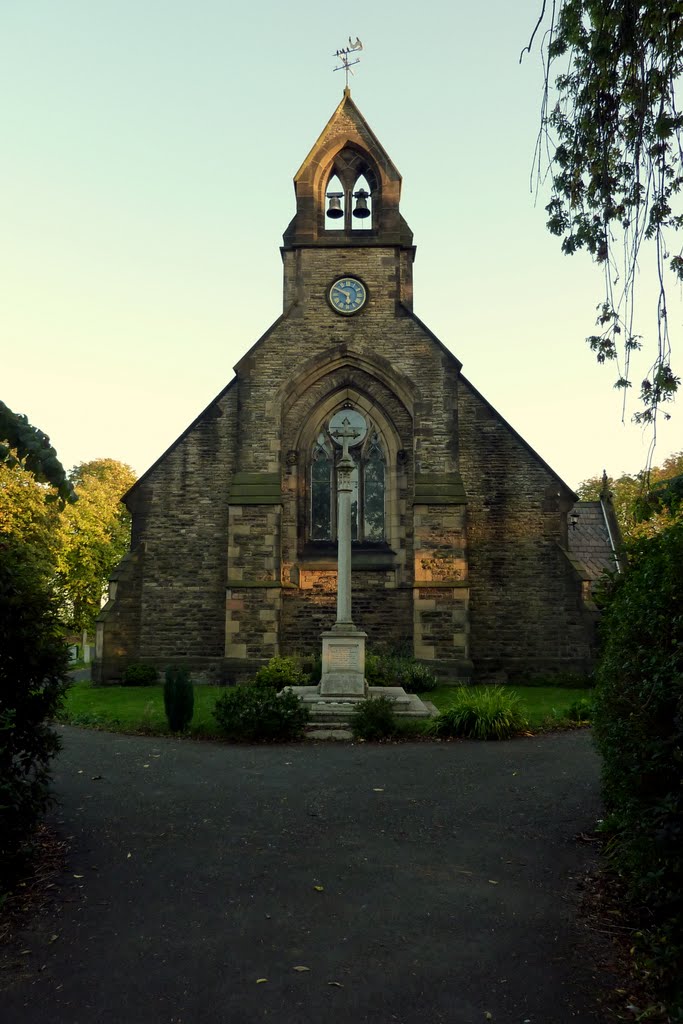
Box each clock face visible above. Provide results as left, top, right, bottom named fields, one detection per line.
left=329, top=277, right=367, bottom=315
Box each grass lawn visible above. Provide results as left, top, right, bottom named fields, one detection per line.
left=429, top=686, right=593, bottom=730
left=59, top=681, right=593, bottom=738
left=59, top=682, right=224, bottom=738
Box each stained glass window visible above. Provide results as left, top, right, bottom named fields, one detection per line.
left=309, top=415, right=386, bottom=543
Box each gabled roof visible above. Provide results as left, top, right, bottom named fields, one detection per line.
left=283, top=88, right=413, bottom=248
left=568, top=499, right=623, bottom=580
left=292, top=88, right=403, bottom=187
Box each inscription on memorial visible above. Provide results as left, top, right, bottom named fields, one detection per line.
left=328, top=644, right=357, bottom=670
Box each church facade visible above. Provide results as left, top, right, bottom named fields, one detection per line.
left=95, top=90, right=599, bottom=684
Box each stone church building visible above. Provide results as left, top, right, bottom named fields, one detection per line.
left=96, top=89, right=616, bottom=684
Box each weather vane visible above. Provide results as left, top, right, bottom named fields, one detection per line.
left=333, top=37, right=363, bottom=88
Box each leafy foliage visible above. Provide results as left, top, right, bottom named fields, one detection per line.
left=432, top=686, right=528, bottom=741
left=0, top=539, right=70, bottom=883
left=350, top=695, right=397, bottom=741
left=122, top=663, right=159, bottom=686
left=163, top=665, right=194, bottom=733
left=0, top=460, right=62, bottom=580
left=564, top=697, right=593, bottom=723
left=592, top=520, right=683, bottom=1005
left=253, top=655, right=308, bottom=690
left=0, top=456, right=136, bottom=633
left=0, top=401, right=75, bottom=506
left=578, top=450, right=683, bottom=541
left=54, top=459, right=136, bottom=633
left=525, top=1, right=683, bottom=425
left=364, top=652, right=438, bottom=693
left=213, top=683, right=309, bottom=742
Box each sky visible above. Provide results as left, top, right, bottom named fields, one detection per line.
left=2, top=0, right=681, bottom=490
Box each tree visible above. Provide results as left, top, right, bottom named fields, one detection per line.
left=592, top=521, right=683, bottom=1007
left=0, top=460, right=61, bottom=580
left=522, top=2, right=683, bottom=430
left=0, top=537, right=70, bottom=883
left=54, top=459, right=136, bottom=634
left=577, top=450, right=683, bottom=541
left=0, top=401, right=75, bottom=506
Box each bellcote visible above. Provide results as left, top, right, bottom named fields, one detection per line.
left=282, top=89, right=414, bottom=250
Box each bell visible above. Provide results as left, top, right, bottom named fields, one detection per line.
left=352, top=189, right=370, bottom=219
left=326, top=192, right=344, bottom=219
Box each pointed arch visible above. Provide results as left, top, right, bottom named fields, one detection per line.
left=277, top=346, right=417, bottom=420
left=298, top=391, right=396, bottom=546
left=320, top=143, right=379, bottom=234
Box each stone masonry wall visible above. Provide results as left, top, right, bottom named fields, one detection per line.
left=97, top=388, right=238, bottom=680
left=457, top=378, right=591, bottom=679
left=240, top=246, right=460, bottom=478
left=281, top=568, right=413, bottom=658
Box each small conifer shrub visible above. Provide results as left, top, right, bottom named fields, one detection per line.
left=163, top=666, right=194, bottom=732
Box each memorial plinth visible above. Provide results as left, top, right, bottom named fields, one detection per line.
left=289, top=412, right=437, bottom=732
left=317, top=417, right=368, bottom=697
left=319, top=627, right=368, bottom=697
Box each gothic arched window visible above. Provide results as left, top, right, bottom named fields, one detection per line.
left=324, top=148, right=377, bottom=233
left=310, top=410, right=386, bottom=543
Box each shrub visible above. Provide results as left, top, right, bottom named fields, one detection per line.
left=351, top=695, right=397, bottom=741
left=565, top=697, right=593, bottom=723
left=363, top=653, right=392, bottom=686
left=432, top=686, right=528, bottom=740
left=163, top=665, right=194, bottom=732
left=301, top=654, right=322, bottom=684
left=0, top=540, right=70, bottom=883
left=397, top=660, right=438, bottom=694
left=365, top=652, right=438, bottom=692
left=592, top=522, right=683, bottom=1007
left=253, top=656, right=307, bottom=690
left=122, top=663, right=158, bottom=686
left=213, top=684, right=309, bottom=741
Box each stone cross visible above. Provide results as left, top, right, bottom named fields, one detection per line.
left=331, top=416, right=360, bottom=463
left=330, top=417, right=360, bottom=626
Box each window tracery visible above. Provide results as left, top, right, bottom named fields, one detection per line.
left=309, top=411, right=386, bottom=543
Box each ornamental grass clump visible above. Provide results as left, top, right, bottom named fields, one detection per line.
left=433, top=686, right=528, bottom=741
left=163, top=665, right=194, bottom=733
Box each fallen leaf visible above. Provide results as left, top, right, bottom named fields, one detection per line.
left=20, top=949, right=31, bottom=955
left=77, top=770, right=83, bottom=774
left=373, top=788, right=384, bottom=792
left=49, top=934, right=59, bottom=944
left=484, top=1014, right=493, bottom=1021
left=256, top=978, right=268, bottom=984
left=327, top=981, right=343, bottom=987
left=488, top=880, right=499, bottom=885
left=293, top=965, right=310, bottom=972
left=127, top=853, right=132, bottom=859
left=313, top=885, right=324, bottom=891
left=143, top=764, right=150, bottom=769
left=73, top=874, right=84, bottom=879
left=91, top=775, right=103, bottom=781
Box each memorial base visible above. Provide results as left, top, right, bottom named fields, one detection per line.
left=318, top=627, right=367, bottom=697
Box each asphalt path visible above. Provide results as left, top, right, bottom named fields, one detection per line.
left=2, top=727, right=607, bottom=1023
